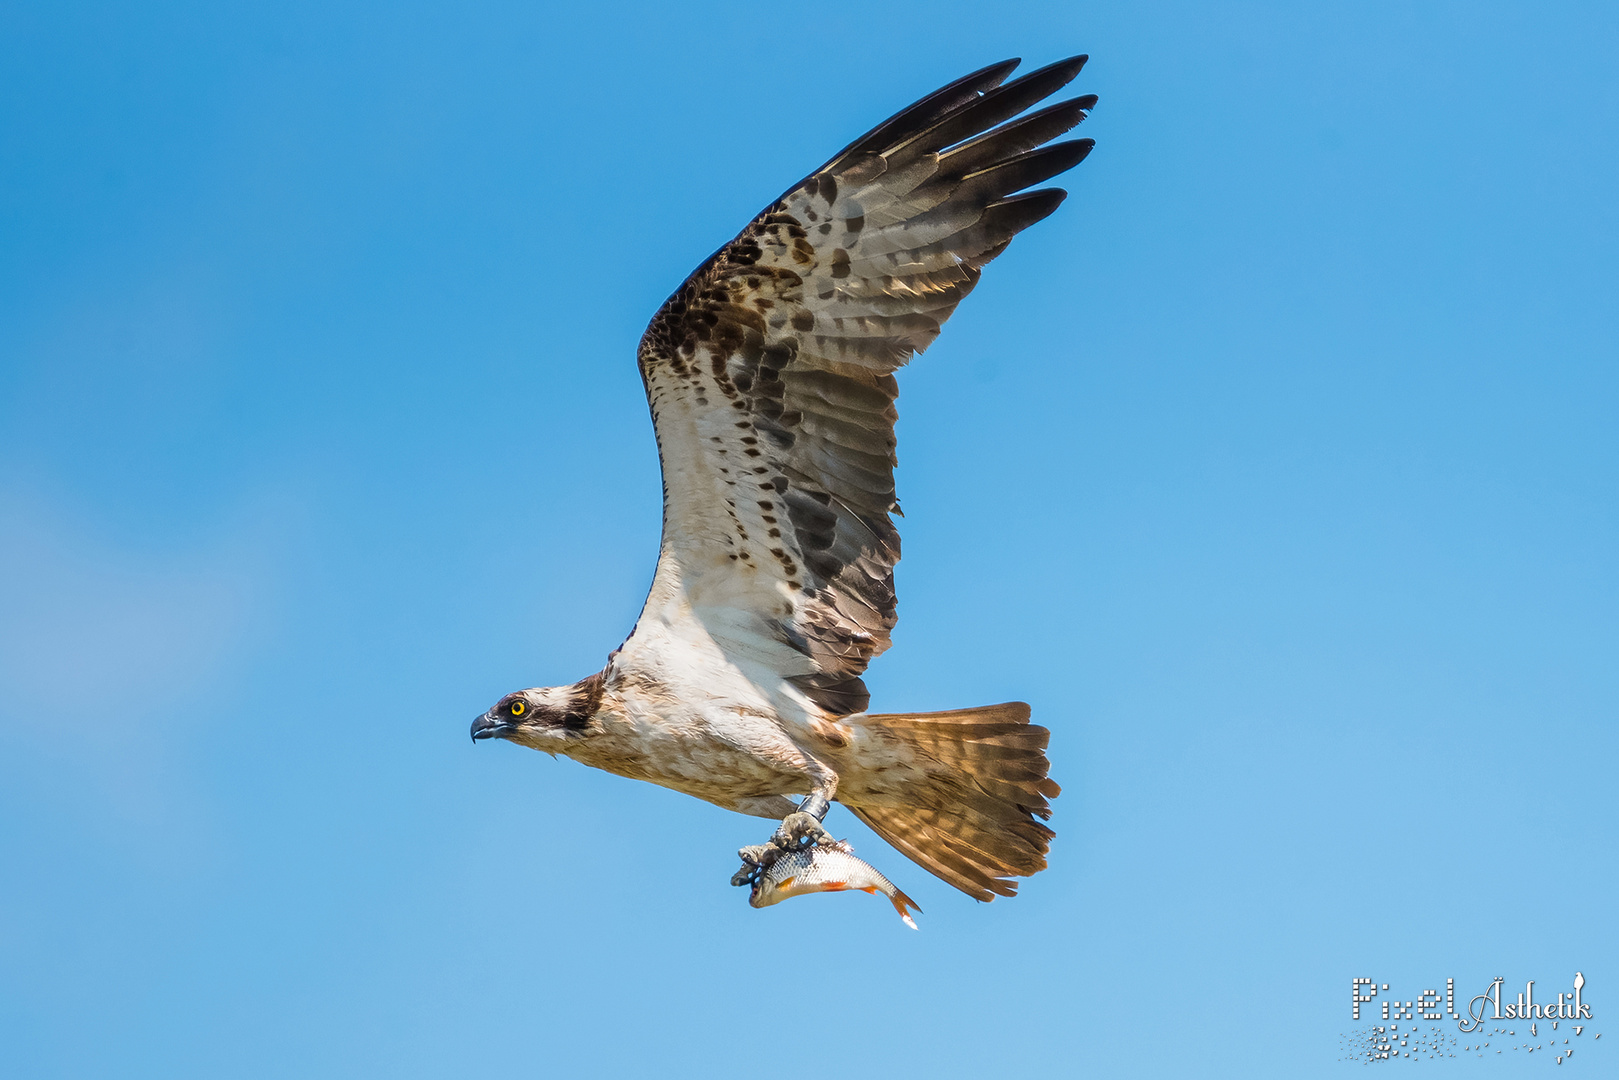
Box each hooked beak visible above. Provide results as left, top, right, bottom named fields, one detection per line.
left=470, top=712, right=508, bottom=743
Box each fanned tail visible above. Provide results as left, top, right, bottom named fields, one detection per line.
left=841, top=702, right=1059, bottom=902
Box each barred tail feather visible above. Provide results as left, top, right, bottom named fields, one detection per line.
left=841, top=702, right=1059, bottom=902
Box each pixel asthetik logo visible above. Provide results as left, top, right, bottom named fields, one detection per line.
left=1341, top=972, right=1603, bottom=1065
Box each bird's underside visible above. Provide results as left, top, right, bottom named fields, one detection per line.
left=472, top=55, right=1094, bottom=902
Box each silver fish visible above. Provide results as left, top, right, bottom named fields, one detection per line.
left=748, top=843, right=921, bottom=929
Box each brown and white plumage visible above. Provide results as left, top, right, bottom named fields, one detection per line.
left=635, top=55, right=1094, bottom=718
left=474, top=56, right=1095, bottom=902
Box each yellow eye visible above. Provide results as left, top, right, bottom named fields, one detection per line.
left=509, top=700, right=526, bottom=717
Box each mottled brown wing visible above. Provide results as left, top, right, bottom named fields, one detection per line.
left=632, top=57, right=1096, bottom=716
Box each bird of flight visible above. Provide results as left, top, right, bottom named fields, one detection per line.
left=472, top=55, right=1096, bottom=901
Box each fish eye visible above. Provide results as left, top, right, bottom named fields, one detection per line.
left=508, top=699, right=527, bottom=717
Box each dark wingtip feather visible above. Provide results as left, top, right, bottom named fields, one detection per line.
left=816, top=58, right=1023, bottom=174
left=997, top=54, right=1087, bottom=102
left=887, top=58, right=1096, bottom=165
left=987, top=56, right=1024, bottom=80
left=1041, top=53, right=1089, bottom=85
left=989, top=187, right=1070, bottom=226
left=956, top=138, right=1094, bottom=204
left=932, top=98, right=1097, bottom=183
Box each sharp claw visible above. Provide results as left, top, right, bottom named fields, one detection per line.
left=738, top=843, right=777, bottom=867
left=732, top=843, right=780, bottom=886
left=773, top=811, right=834, bottom=849
left=733, top=806, right=839, bottom=888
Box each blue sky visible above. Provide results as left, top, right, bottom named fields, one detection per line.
left=2, top=1, right=1615, bottom=1076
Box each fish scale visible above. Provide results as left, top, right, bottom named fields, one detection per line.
left=749, top=844, right=921, bottom=929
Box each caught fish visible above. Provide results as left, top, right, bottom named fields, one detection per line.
left=748, top=843, right=921, bottom=929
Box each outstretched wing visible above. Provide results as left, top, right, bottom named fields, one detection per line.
left=628, top=57, right=1096, bottom=716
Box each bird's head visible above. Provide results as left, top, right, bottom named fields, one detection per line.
left=470, top=673, right=604, bottom=752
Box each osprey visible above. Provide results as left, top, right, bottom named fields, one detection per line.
left=472, top=56, right=1095, bottom=901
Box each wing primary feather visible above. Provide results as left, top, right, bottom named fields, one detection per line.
left=937, top=98, right=1098, bottom=179
left=951, top=139, right=1095, bottom=202
left=885, top=54, right=1091, bottom=166
left=816, top=58, right=1023, bottom=175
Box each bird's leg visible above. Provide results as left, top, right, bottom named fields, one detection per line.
left=731, top=793, right=840, bottom=887
left=772, top=793, right=834, bottom=850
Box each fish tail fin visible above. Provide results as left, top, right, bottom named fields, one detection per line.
left=842, top=702, right=1057, bottom=902
left=888, top=885, right=922, bottom=930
